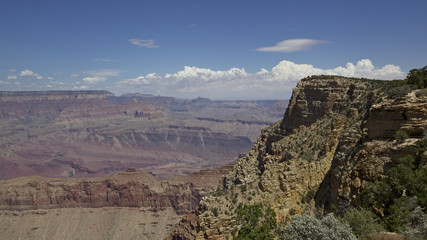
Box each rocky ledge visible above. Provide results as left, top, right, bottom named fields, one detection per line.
left=0, top=164, right=235, bottom=215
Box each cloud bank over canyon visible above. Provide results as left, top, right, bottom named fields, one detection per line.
left=115, top=59, right=404, bottom=99
left=1, top=59, right=405, bottom=100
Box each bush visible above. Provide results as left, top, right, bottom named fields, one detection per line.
left=212, top=207, right=219, bottom=217
left=279, top=215, right=357, bottom=240
left=359, top=138, right=427, bottom=232
left=341, top=208, right=384, bottom=240
left=386, top=83, right=415, bottom=99
left=395, top=130, right=409, bottom=143
left=234, top=204, right=277, bottom=240
left=406, top=66, right=427, bottom=89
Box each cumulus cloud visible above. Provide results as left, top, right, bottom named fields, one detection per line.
left=83, top=69, right=122, bottom=85
left=115, top=59, right=404, bottom=99
left=257, top=39, right=329, bottom=53
left=129, top=38, right=159, bottom=48
left=7, top=75, right=17, bottom=80
left=19, top=69, right=43, bottom=79
left=83, top=76, right=107, bottom=84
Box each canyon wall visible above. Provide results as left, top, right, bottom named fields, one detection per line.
left=0, top=91, right=286, bottom=180
left=168, top=76, right=427, bottom=239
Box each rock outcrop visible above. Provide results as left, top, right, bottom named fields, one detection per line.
left=170, top=76, right=427, bottom=239
left=0, top=164, right=235, bottom=213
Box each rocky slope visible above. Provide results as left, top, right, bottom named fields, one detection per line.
left=0, top=165, right=235, bottom=213
left=0, top=163, right=234, bottom=239
left=168, top=76, right=427, bottom=239
left=0, top=91, right=287, bottom=180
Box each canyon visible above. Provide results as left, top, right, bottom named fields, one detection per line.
left=0, top=90, right=287, bottom=239
left=169, top=76, right=427, bottom=239
left=0, top=91, right=287, bottom=180
left=1, top=75, right=426, bottom=239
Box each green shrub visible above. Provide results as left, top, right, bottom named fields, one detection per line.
left=395, top=130, right=409, bottom=143
left=381, top=66, right=427, bottom=99
left=406, top=66, right=427, bottom=89
left=359, top=138, right=427, bottom=232
left=234, top=204, right=276, bottom=240
left=386, top=84, right=414, bottom=99
left=212, top=207, right=219, bottom=217
left=341, top=208, right=383, bottom=240
left=301, top=189, right=316, bottom=204
left=279, top=215, right=357, bottom=240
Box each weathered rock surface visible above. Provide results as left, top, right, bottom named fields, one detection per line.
left=169, top=76, right=427, bottom=239
left=0, top=164, right=234, bottom=213
left=366, top=90, right=427, bottom=139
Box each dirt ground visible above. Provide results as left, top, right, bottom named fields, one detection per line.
left=0, top=207, right=182, bottom=240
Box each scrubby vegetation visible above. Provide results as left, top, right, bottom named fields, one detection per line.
left=233, top=204, right=357, bottom=240
left=234, top=204, right=277, bottom=240
left=340, top=208, right=384, bottom=240
left=360, top=137, right=427, bottom=238
left=383, top=65, right=427, bottom=99
left=279, top=215, right=357, bottom=240
left=232, top=136, right=427, bottom=239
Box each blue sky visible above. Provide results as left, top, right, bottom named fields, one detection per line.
left=0, top=0, right=426, bottom=99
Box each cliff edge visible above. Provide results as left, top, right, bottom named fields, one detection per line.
left=169, top=75, right=427, bottom=239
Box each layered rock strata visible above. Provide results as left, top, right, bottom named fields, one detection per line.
left=171, top=76, right=427, bottom=239
left=0, top=91, right=285, bottom=180
left=0, top=164, right=234, bottom=214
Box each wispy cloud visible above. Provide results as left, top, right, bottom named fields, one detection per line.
left=257, top=38, right=329, bottom=53
left=94, top=58, right=117, bottom=62
left=115, top=59, right=404, bottom=99
left=7, top=75, right=17, bottom=80
left=83, top=69, right=123, bottom=85
left=129, top=38, right=159, bottom=48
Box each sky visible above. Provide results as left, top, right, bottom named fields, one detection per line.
left=0, top=0, right=426, bottom=100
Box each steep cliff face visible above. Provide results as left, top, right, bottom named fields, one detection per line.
left=0, top=164, right=235, bottom=240
left=175, top=76, right=427, bottom=239
left=322, top=89, right=427, bottom=213
left=0, top=165, right=234, bottom=214
left=282, top=76, right=374, bottom=133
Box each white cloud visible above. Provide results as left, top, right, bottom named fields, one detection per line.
left=9, top=69, right=16, bottom=72
left=83, top=69, right=122, bottom=85
left=70, top=74, right=79, bottom=78
left=73, top=85, right=89, bottom=90
left=7, top=75, right=17, bottom=80
left=257, top=39, right=329, bottom=53
left=83, top=76, right=107, bottom=84
left=115, top=59, right=404, bottom=99
left=19, top=69, right=43, bottom=79
left=129, top=38, right=159, bottom=48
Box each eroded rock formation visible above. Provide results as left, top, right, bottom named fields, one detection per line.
left=0, top=165, right=234, bottom=213
left=170, top=76, right=427, bottom=239
left=0, top=91, right=286, bottom=180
